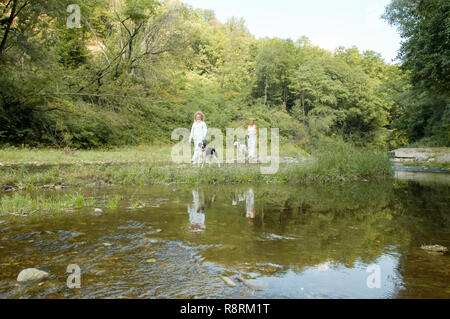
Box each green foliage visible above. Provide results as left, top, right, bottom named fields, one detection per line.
left=308, top=136, right=393, bottom=181
left=107, top=195, right=123, bottom=209
left=383, top=0, right=450, bottom=94
left=383, top=0, right=449, bottom=146
left=124, top=0, right=159, bottom=22
left=0, top=0, right=447, bottom=149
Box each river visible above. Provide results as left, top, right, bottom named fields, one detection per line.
left=0, top=172, right=448, bottom=298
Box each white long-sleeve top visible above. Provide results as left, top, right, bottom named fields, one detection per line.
left=189, top=121, right=207, bottom=143
left=247, top=125, right=257, bottom=137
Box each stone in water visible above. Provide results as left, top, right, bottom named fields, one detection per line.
left=220, top=275, right=237, bottom=287
left=17, top=268, right=49, bottom=282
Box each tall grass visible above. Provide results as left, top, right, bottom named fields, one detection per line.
left=308, top=137, right=393, bottom=182
left=0, top=192, right=95, bottom=216
left=0, top=139, right=393, bottom=190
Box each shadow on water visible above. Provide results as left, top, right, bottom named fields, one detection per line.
left=0, top=175, right=448, bottom=299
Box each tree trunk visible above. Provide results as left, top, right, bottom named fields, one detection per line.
left=301, top=91, right=305, bottom=120
left=264, top=77, right=268, bottom=106
left=0, top=0, right=17, bottom=54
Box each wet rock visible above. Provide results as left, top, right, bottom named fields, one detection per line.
left=260, top=233, right=295, bottom=241
left=220, top=276, right=237, bottom=287
left=436, top=153, right=450, bottom=163
left=156, top=229, right=163, bottom=233
left=94, top=208, right=103, bottom=214
left=103, top=243, right=112, bottom=247
left=236, top=277, right=268, bottom=290
left=70, top=231, right=84, bottom=238
left=414, top=155, right=429, bottom=162
left=17, top=268, right=49, bottom=282
left=421, top=245, right=448, bottom=253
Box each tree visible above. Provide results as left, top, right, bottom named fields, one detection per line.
left=383, top=0, right=449, bottom=146
left=252, top=38, right=298, bottom=109
left=383, top=0, right=450, bottom=95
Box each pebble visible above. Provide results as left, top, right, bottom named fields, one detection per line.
left=70, top=232, right=84, bottom=238
left=421, top=245, right=448, bottom=253
left=236, top=277, right=268, bottom=290
left=220, top=276, right=237, bottom=287
left=17, top=268, right=49, bottom=282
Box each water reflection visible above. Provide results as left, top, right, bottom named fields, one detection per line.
left=187, top=190, right=206, bottom=233
left=0, top=179, right=448, bottom=299
left=232, top=191, right=245, bottom=206
left=232, top=188, right=256, bottom=221
left=245, top=188, right=255, bottom=220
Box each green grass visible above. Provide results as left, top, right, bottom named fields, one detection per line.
left=106, top=195, right=123, bottom=209
left=309, top=137, right=393, bottom=181
left=0, top=192, right=95, bottom=216
left=0, top=143, right=310, bottom=166
left=0, top=140, right=394, bottom=217
left=0, top=145, right=174, bottom=165
left=0, top=140, right=393, bottom=191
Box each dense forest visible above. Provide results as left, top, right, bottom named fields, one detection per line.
left=0, top=0, right=448, bottom=149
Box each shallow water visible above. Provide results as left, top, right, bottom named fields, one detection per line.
left=0, top=175, right=449, bottom=299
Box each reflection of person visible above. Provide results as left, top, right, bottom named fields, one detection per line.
left=188, top=190, right=205, bottom=232
left=245, top=188, right=255, bottom=220
left=232, top=191, right=245, bottom=206
left=189, top=111, right=207, bottom=164
left=246, top=118, right=258, bottom=163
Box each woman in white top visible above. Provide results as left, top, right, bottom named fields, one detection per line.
left=189, top=111, right=207, bottom=164
left=246, top=118, right=258, bottom=163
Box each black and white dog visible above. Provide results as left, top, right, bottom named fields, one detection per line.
left=198, top=141, right=221, bottom=168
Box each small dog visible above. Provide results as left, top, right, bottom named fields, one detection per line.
left=233, top=141, right=247, bottom=163
left=198, top=142, right=221, bottom=168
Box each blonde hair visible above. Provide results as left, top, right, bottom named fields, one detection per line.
left=194, top=111, right=205, bottom=121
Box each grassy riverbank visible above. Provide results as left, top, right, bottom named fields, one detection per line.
left=0, top=140, right=392, bottom=190
left=0, top=139, right=393, bottom=217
